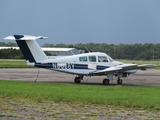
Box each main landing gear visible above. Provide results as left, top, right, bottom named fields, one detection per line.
left=74, top=75, right=123, bottom=85
left=103, top=79, right=109, bottom=85
left=74, top=77, right=81, bottom=83
left=117, top=77, right=123, bottom=85
left=103, top=77, right=123, bottom=85
left=74, top=75, right=83, bottom=84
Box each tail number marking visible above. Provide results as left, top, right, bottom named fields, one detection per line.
left=53, top=63, right=74, bottom=69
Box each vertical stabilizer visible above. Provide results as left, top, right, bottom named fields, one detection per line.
left=4, top=35, right=48, bottom=63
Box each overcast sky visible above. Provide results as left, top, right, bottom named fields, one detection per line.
left=1, top=0, right=160, bottom=45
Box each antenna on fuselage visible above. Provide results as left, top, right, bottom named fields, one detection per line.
left=84, top=46, right=90, bottom=53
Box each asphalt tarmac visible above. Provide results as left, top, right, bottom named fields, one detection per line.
left=0, top=68, right=160, bottom=86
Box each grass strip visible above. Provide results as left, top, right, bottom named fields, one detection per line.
left=0, top=60, right=32, bottom=68
left=0, top=80, right=160, bottom=110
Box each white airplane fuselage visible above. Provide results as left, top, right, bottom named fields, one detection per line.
left=34, top=52, right=137, bottom=75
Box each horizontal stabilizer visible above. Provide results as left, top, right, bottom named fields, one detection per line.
left=4, top=35, right=47, bottom=40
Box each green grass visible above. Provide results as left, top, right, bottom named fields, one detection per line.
left=0, top=80, right=160, bottom=110
left=0, top=59, right=31, bottom=68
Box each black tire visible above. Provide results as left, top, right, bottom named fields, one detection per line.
left=103, top=79, right=109, bottom=85
left=74, top=77, right=81, bottom=83
left=117, top=79, right=123, bottom=85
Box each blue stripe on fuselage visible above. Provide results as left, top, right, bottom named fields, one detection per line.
left=35, top=63, right=53, bottom=68
left=97, top=65, right=109, bottom=70
left=34, top=63, right=109, bottom=70
left=74, top=64, right=88, bottom=69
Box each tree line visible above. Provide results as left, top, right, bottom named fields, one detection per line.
left=0, top=42, right=160, bottom=60
left=43, top=43, right=160, bottom=60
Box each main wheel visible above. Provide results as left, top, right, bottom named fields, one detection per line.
left=74, top=77, right=81, bottom=83
left=103, top=79, right=109, bottom=85
left=117, top=79, right=123, bottom=85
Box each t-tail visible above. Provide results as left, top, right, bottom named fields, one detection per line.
left=4, top=35, right=48, bottom=65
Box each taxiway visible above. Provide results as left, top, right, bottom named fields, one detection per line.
left=0, top=68, right=159, bottom=86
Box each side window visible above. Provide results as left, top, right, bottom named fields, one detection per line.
left=98, top=56, right=108, bottom=62
left=79, top=56, right=87, bottom=62
left=89, top=56, right=96, bottom=62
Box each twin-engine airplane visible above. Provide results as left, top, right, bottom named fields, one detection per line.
left=4, top=35, right=156, bottom=85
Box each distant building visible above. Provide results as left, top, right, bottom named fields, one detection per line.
left=0, top=47, right=19, bottom=50
left=0, top=47, right=84, bottom=56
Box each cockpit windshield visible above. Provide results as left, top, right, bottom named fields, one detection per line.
left=108, top=56, right=113, bottom=62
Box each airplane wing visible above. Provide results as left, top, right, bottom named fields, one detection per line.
left=117, top=64, right=156, bottom=70
left=138, top=64, right=157, bottom=70
left=93, top=64, right=156, bottom=74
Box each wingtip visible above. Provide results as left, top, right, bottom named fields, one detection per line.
left=153, top=64, right=157, bottom=67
